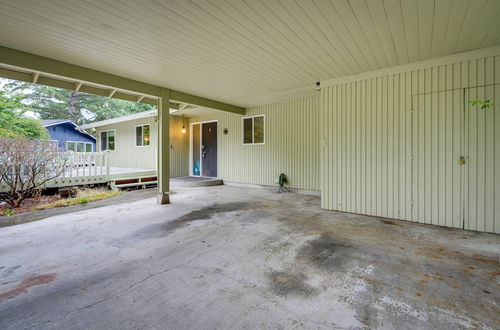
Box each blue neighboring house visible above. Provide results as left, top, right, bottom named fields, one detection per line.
left=42, top=120, right=96, bottom=152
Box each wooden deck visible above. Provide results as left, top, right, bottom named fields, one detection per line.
left=0, top=152, right=157, bottom=192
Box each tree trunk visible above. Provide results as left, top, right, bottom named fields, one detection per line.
left=68, top=91, right=81, bottom=124
left=8, top=197, right=24, bottom=208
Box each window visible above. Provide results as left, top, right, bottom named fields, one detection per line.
left=66, top=141, right=93, bottom=152
left=50, top=140, right=58, bottom=151
left=135, top=125, right=150, bottom=147
left=100, top=130, right=115, bottom=151
left=242, top=115, right=265, bottom=145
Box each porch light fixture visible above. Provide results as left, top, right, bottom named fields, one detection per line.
left=181, top=114, right=186, bottom=134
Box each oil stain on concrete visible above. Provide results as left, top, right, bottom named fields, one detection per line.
left=267, top=270, right=318, bottom=298
left=176, top=202, right=254, bottom=222
left=109, top=202, right=257, bottom=247
left=295, top=234, right=358, bottom=271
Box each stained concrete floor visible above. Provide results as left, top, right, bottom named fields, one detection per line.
left=0, top=185, right=498, bottom=329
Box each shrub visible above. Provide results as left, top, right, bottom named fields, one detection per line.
left=0, top=137, right=67, bottom=208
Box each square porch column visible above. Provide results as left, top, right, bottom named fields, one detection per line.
left=157, top=89, right=170, bottom=204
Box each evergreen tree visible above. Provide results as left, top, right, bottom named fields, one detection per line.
left=0, top=90, right=48, bottom=139
left=3, top=80, right=154, bottom=125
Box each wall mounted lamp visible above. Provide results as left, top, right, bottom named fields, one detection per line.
left=181, top=114, right=186, bottom=134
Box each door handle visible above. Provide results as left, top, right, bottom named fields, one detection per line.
left=458, top=156, right=465, bottom=165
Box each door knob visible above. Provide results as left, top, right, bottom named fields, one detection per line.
left=458, top=156, right=465, bottom=165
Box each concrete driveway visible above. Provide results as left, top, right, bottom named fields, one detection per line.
left=0, top=185, right=498, bottom=329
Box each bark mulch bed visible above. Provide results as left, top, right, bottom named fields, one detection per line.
left=0, top=195, right=61, bottom=216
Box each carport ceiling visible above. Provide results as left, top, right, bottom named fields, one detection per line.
left=0, top=0, right=499, bottom=107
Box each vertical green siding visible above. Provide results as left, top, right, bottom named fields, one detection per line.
left=95, top=115, right=189, bottom=178
left=169, top=115, right=190, bottom=178
left=321, top=54, right=500, bottom=233
left=190, top=97, right=320, bottom=190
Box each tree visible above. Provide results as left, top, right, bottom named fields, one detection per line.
left=0, top=90, right=48, bottom=139
left=0, top=138, right=68, bottom=208
left=3, top=80, right=154, bottom=126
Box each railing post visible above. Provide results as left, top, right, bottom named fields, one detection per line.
left=105, top=150, right=110, bottom=179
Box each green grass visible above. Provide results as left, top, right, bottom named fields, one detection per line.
left=32, top=188, right=123, bottom=211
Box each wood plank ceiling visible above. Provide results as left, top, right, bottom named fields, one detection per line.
left=0, top=0, right=499, bottom=107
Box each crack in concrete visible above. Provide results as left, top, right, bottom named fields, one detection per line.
left=82, top=231, right=242, bottom=311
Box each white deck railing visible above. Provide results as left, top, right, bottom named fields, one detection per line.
left=0, top=151, right=110, bottom=192
left=52, top=151, right=110, bottom=185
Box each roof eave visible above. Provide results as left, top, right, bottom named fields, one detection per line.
left=79, top=110, right=157, bottom=129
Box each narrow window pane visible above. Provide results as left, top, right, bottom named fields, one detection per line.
left=136, top=126, right=142, bottom=146
left=243, top=118, right=253, bottom=144
left=67, top=142, right=76, bottom=152
left=85, top=143, right=92, bottom=152
left=192, top=124, right=201, bottom=175
left=254, top=116, right=264, bottom=144
left=143, top=125, right=150, bottom=146
left=100, top=132, right=107, bottom=151
left=108, top=131, right=115, bottom=151
left=77, top=142, right=84, bottom=152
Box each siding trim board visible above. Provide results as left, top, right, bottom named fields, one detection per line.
left=320, top=53, right=500, bottom=234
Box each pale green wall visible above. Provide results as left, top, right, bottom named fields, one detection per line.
left=95, top=115, right=189, bottom=178
left=190, top=97, right=320, bottom=190
left=320, top=53, right=500, bottom=233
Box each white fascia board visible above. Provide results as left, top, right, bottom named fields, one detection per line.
left=42, top=120, right=73, bottom=127
left=79, top=110, right=157, bottom=129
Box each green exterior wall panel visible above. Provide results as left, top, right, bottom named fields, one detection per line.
left=320, top=53, right=500, bottom=234
left=94, top=115, right=189, bottom=178
left=190, top=97, right=320, bottom=191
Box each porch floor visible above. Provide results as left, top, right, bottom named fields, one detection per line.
left=171, top=176, right=223, bottom=187
left=0, top=185, right=498, bottom=329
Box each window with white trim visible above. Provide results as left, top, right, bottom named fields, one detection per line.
left=135, top=124, right=150, bottom=146
left=243, top=115, right=264, bottom=145
left=67, top=141, right=93, bottom=152
left=100, top=130, right=115, bottom=151
left=50, top=140, right=58, bottom=151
